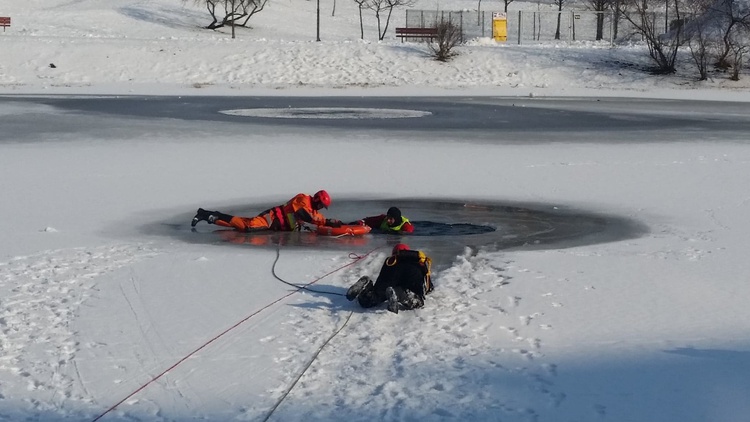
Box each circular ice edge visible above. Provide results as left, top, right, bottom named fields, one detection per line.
left=219, top=107, right=432, bottom=119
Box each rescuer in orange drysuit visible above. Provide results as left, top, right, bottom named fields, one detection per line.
left=190, top=190, right=341, bottom=232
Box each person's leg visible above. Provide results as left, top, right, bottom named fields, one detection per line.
left=386, top=287, right=424, bottom=313
left=346, top=276, right=373, bottom=301
left=357, top=285, right=386, bottom=308
left=191, top=208, right=215, bottom=227
left=400, top=289, right=425, bottom=310
left=192, top=209, right=235, bottom=227
left=215, top=215, right=269, bottom=231
left=192, top=208, right=270, bottom=231
left=386, top=286, right=407, bottom=314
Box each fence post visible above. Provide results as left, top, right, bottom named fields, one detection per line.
left=571, top=11, right=575, bottom=41
left=518, top=10, right=522, bottom=44
left=459, top=12, right=463, bottom=43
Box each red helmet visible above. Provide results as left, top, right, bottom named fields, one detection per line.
left=313, top=190, right=331, bottom=210
left=392, top=243, right=410, bottom=255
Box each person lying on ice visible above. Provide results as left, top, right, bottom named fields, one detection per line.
left=345, top=243, right=433, bottom=314
left=191, top=190, right=342, bottom=232
left=348, top=206, right=414, bottom=233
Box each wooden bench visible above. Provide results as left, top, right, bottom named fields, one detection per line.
left=0, top=17, right=10, bottom=31
left=395, top=27, right=438, bottom=42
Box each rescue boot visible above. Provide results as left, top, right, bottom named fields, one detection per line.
left=346, top=276, right=372, bottom=301
left=386, top=286, right=400, bottom=314
left=191, top=209, right=232, bottom=226
left=403, top=290, right=424, bottom=310
left=191, top=208, right=211, bottom=227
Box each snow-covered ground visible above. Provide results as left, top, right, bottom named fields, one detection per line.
left=1, top=0, right=750, bottom=421
left=1, top=0, right=749, bottom=97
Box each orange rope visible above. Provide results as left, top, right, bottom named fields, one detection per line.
left=91, top=246, right=382, bottom=421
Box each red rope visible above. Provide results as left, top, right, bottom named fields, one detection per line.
left=91, top=246, right=381, bottom=422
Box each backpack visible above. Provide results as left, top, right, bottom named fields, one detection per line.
left=389, top=249, right=433, bottom=295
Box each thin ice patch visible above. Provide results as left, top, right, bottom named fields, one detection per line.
left=219, top=107, right=432, bottom=119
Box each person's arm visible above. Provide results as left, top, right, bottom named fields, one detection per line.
left=288, top=194, right=330, bottom=226
left=324, top=218, right=343, bottom=227
left=400, top=221, right=415, bottom=233
left=296, top=208, right=330, bottom=226
left=348, top=215, right=385, bottom=227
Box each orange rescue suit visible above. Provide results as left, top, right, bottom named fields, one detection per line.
left=214, top=193, right=327, bottom=232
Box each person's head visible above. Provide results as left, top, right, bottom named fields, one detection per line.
left=312, top=190, right=331, bottom=210
left=392, top=243, right=409, bottom=255
left=386, top=206, right=402, bottom=227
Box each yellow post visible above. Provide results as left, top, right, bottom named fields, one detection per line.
left=492, top=12, right=507, bottom=42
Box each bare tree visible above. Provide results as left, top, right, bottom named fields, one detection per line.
left=687, top=18, right=714, bottom=79
left=711, top=0, right=750, bottom=69
left=235, top=0, right=269, bottom=25
left=728, top=38, right=748, bottom=79
left=367, top=0, right=415, bottom=40
left=587, top=0, right=613, bottom=40
left=618, top=0, right=685, bottom=73
left=430, top=18, right=463, bottom=61
left=190, top=0, right=269, bottom=32
left=501, top=0, right=515, bottom=13
left=353, top=0, right=368, bottom=39
left=681, top=0, right=719, bottom=80
left=681, top=0, right=749, bottom=80
left=554, top=0, right=566, bottom=40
